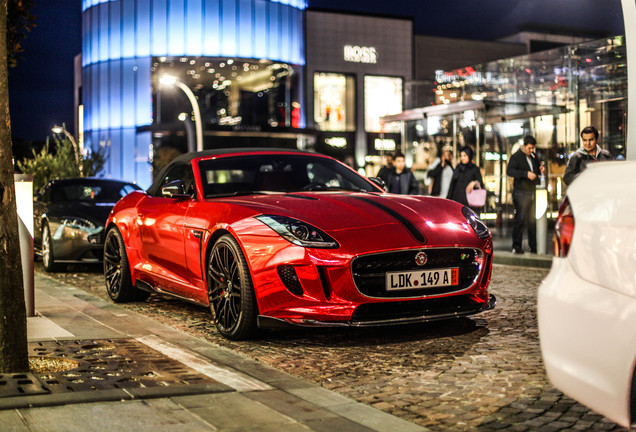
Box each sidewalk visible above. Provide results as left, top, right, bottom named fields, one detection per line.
left=491, top=226, right=554, bottom=269
left=1, top=273, right=427, bottom=432
left=0, top=227, right=550, bottom=432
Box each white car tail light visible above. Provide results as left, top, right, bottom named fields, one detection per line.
left=553, top=197, right=574, bottom=257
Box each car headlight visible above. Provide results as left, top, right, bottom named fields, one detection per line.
left=60, top=217, right=100, bottom=233
left=255, top=215, right=339, bottom=248
left=461, top=206, right=490, bottom=239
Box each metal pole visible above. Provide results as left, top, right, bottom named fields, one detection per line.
left=14, top=174, right=34, bottom=317
left=536, top=186, right=548, bottom=255
left=175, top=81, right=204, bottom=152
left=53, top=125, right=82, bottom=175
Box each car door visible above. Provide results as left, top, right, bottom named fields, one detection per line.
left=183, top=170, right=210, bottom=300
left=137, top=162, right=193, bottom=294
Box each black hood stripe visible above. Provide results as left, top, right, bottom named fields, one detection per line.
left=351, top=196, right=427, bottom=244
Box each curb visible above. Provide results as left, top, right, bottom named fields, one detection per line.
left=493, top=251, right=553, bottom=269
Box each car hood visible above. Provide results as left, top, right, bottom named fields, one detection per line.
left=215, top=192, right=485, bottom=248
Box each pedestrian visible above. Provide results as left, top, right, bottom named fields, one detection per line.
left=563, top=126, right=613, bottom=185
left=506, top=135, right=545, bottom=254
left=427, top=144, right=454, bottom=197
left=446, top=146, right=483, bottom=210
left=376, top=153, right=394, bottom=187
left=387, top=152, right=419, bottom=195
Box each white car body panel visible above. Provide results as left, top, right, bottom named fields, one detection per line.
left=538, top=161, right=636, bottom=428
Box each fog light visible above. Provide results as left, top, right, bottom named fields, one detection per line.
left=88, top=234, right=100, bottom=244
left=277, top=265, right=303, bottom=296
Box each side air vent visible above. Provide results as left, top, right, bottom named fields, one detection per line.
left=277, top=265, right=303, bottom=296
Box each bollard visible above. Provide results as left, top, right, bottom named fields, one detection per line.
left=535, top=186, right=548, bottom=255
left=14, top=174, right=35, bottom=317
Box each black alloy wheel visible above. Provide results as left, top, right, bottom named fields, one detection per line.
left=103, top=227, right=149, bottom=302
left=42, top=223, right=61, bottom=272
left=207, top=235, right=258, bottom=340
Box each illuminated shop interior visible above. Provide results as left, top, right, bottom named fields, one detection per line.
left=312, top=73, right=403, bottom=164
left=313, top=73, right=355, bottom=133
left=383, top=36, right=626, bottom=225
left=152, top=57, right=304, bottom=152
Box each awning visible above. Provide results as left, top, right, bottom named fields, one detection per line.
left=380, top=100, right=569, bottom=124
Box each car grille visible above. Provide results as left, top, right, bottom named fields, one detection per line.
left=351, top=295, right=484, bottom=324
left=351, top=248, right=482, bottom=298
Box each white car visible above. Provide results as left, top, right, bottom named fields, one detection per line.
left=538, top=160, right=636, bottom=428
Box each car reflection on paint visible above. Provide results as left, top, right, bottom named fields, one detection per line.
left=34, top=178, right=142, bottom=272
left=104, top=148, right=495, bottom=340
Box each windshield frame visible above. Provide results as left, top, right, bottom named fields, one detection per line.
left=196, top=153, right=382, bottom=198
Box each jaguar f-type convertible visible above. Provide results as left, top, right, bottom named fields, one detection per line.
left=104, top=149, right=495, bottom=339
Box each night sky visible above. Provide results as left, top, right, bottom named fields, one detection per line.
left=8, top=0, right=625, bottom=142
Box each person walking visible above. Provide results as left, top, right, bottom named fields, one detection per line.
left=506, top=135, right=544, bottom=254
left=427, top=145, right=454, bottom=198
left=387, top=152, right=419, bottom=195
left=563, top=126, right=613, bottom=185
left=446, top=146, right=483, bottom=209
left=376, top=153, right=394, bottom=187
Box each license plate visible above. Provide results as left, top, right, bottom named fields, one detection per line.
left=385, top=267, right=459, bottom=291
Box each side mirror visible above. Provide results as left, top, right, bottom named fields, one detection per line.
left=368, top=177, right=386, bottom=191
left=161, top=180, right=191, bottom=199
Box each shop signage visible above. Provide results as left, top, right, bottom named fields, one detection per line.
left=344, top=45, right=377, bottom=64
left=435, top=68, right=509, bottom=86
left=374, top=138, right=396, bottom=151
left=325, top=137, right=348, bottom=148
left=484, top=152, right=508, bottom=161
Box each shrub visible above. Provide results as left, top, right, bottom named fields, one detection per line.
left=17, top=136, right=106, bottom=191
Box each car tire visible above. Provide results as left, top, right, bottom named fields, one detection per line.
left=42, top=223, right=61, bottom=272
left=103, top=227, right=150, bottom=303
left=207, top=234, right=258, bottom=340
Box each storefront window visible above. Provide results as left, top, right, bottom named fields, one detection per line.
left=385, top=36, right=626, bottom=224
left=364, top=76, right=402, bottom=133
left=153, top=57, right=303, bottom=132
left=313, top=73, right=355, bottom=132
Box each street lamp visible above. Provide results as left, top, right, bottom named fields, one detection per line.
left=159, top=75, right=203, bottom=152
left=52, top=125, right=82, bottom=176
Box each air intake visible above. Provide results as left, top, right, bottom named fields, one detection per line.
left=277, top=265, right=303, bottom=296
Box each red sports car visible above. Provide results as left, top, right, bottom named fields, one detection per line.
left=104, top=149, right=495, bottom=339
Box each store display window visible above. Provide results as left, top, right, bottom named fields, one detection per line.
left=153, top=57, right=303, bottom=131
left=314, top=73, right=355, bottom=132
left=364, top=75, right=402, bottom=133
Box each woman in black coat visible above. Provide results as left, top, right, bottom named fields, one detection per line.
left=446, top=146, right=484, bottom=210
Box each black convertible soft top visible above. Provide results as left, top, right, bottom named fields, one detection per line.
left=147, top=148, right=321, bottom=196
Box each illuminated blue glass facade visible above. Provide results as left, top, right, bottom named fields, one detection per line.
left=82, top=0, right=306, bottom=188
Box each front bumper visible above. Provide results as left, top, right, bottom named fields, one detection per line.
left=257, top=294, right=496, bottom=329
left=538, top=257, right=635, bottom=428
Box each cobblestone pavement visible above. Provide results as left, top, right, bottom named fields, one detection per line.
left=36, top=262, right=625, bottom=431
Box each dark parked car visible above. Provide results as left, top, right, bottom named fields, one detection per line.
left=34, top=178, right=141, bottom=272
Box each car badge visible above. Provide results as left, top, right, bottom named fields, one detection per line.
left=415, top=251, right=428, bottom=266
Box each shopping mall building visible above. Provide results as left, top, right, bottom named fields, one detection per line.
left=79, top=0, right=627, bottom=225
left=79, top=0, right=411, bottom=188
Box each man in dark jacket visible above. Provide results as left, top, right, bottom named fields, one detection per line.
left=387, top=152, right=419, bottom=195
left=376, top=153, right=394, bottom=187
left=507, top=135, right=544, bottom=254
left=563, top=126, right=613, bottom=185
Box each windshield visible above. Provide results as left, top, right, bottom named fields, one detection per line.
left=198, top=154, right=379, bottom=197
left=51, top=181, right=141, bottom=203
